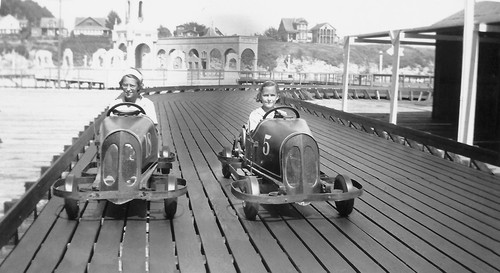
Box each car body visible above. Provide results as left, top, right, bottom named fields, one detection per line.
left=52, top=102, right=187, bottom=219
left=218, top=106, right=363, bottom=220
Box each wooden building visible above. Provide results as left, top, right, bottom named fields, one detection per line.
left=0, top=15, right=20, bottom=35
left=344, top=1, right=500, bottom=151
left=73, top=17, right=111, bottom=36
left=278, top=18, right=309, bottom=43
left=310, top=22, right=339, bottom=44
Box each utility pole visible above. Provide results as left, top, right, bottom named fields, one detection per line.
left=57, top=0, right=62, bottom=88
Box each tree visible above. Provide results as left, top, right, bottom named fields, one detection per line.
left=174, top=22, right=207, bottom=36
left=263, top=27, right=279, bottom=40
left=105, top=11, right=121, bottom=30
left=157, top=25, right=171, bottom=38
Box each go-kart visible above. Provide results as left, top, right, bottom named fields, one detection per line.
left=218, top=106, right=363, bottom=220
left=52, top=102, right=187, bottom=219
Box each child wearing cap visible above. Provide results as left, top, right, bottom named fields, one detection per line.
left=109, top=68, right=158, bottom=125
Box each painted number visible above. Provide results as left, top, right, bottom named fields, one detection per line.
left=145, top=132, right=152, bottom=157
left=262, top=134, right=272, bottom=155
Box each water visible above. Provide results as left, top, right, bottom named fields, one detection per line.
left=0, top=88, right=121, bottom=215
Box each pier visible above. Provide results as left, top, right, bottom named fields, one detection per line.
left=0, top=88, right=499, bottom=272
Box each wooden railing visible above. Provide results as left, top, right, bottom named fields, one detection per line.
left=281, top=96, right=500, bottom=173
left=0, top=113, right=105, bottom=248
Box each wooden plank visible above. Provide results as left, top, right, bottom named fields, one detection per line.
left=161, top=100, right=206, bottom=272
left=310, top=203, right=441, bottom=272
left=312, top=122, right=500, bottom=244
left=148, top=201, right=178, bottom=273
left=283, top=203, right=392, bottom=273
left=25, top=204, right=78, bottom=273
left=121, top=200, right=148, bottom=272
left=257, top=207, right=326, bottom=272
left=55, top=201, right=106, bottom=273
left=87, top=202, right=126, bottom=273
left=0, top=198, right=64, bottom=272
left=170, top=100, right=241, bottom=273
left=310, top=134, right=499, bottom=270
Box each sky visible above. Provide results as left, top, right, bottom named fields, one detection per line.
left=33, top=0, right=500, bottom=37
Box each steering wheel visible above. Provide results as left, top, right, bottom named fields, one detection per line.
left=262, top=106, right=300, bottom=119
left=107, top=102, right=146, bottom=117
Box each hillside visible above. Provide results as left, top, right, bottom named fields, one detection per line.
left=257, top=37, right=435, bottom=75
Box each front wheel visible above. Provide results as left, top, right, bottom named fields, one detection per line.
left=164, top=178, right=178, bottom=219
left=242, top=176, right=260, bottom=220
left=164, top=198, right=177, bottom=220
left=334, top=174, right=355, bottom=217
left=64, top=174, right=79, bottom=219
left=222, top=164, right=231, bottom=179
left=64, top=199, right=79, bottom=220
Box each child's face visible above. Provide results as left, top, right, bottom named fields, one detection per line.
left=121, top=76, right=140, bottom=101
left=260, top=86, right=278, bottom=111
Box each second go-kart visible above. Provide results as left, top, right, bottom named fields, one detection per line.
left=52, top=102, right=187, bottom=220
left=218, top=106, right=363, bottom=220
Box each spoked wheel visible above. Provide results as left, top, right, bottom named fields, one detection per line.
left=63, top=174, right=79, bottom=219
left=334, top=174, right=355, bottom=217
left=242, top=176, right=260, bottom=220
left=164, top=178, right=178, bottom=219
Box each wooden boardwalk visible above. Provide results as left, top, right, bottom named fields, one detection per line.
left=1, top=91, right=499, bottom=272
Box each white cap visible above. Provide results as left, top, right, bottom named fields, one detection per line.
left=123, top=67, right=143, bottom=83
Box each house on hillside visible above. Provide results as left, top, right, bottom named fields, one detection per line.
left=174, top=25, right=199, bottom=37
left=0, top=14, right=21, bottom=35
left=310, top=23, right=339, bottom=44
left=73, top=17, right=111, bottom=36
left=33, top=17, right=67, bottom=38
left=278, top=18, right=309, bottom=43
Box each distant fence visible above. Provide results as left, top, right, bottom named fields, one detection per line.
left=1, top=68, right=434, bottom=90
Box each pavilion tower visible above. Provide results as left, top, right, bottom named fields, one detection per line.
left=113, top=0, right=157, bottom=68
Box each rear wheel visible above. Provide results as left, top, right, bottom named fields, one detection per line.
left=334, top=174, right=355, bottom=217
left=242, top=176, right=260, bottom=220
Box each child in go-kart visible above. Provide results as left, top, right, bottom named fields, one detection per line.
left=245, top=80, right=286, bottom=132
left=109, top=67, right=158, bottom=126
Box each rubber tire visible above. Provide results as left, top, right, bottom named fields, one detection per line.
left=243, top=176, right=260, bottom=220
left=164, top=198, right=177, bottom=220
left=222, top=164, right=231, bottom=179
left=164, top=178, right=178, bottom=219
left=64, top=199, right=79, bottom=220
left=334, top=174, right=355, bottom=217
